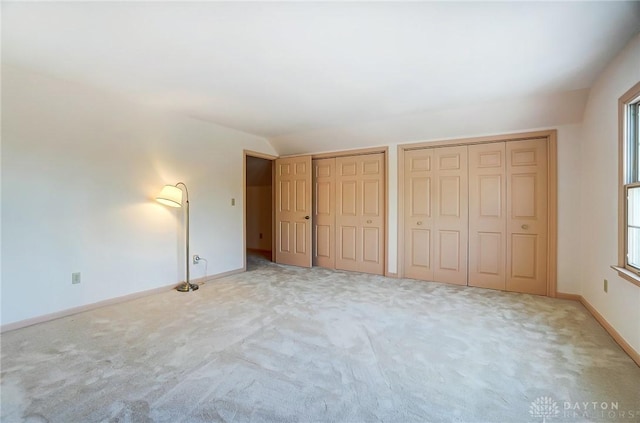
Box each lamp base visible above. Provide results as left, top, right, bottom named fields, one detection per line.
left=176, top=282, right=199, bottom=292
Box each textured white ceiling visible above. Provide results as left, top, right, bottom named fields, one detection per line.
left=3, top=2, right=639, bottom=151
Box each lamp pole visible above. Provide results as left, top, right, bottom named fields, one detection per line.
left=175, top=182, right=197, bottom=292
left=156, top=182, right=198, bottom=292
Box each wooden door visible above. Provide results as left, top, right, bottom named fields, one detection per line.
left=403, top=146, right=467, bottom=285
left=506, top=139, right=548, bottom=295
left=335, top=153, right=385, bottom=275
left=433, top=146, right=468, bottom=285
left=312, top=158, right=335, bottom=269
left=403, top=149, right=435, bottom=280
left=360, top=154, right=385, bottom=275
left=275, top=156, right=312, bottom=268
left=469, top=142, right=507, bottom=290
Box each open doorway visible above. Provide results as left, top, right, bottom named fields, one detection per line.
left=244, top=153, right=275, bottom=267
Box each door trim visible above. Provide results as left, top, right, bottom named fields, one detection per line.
left=312, top=146, right=388, bottom=160
left=400, top=130, right=557, bottom=151
left=243, top=150, right=278, bottom=271
left=397, top=130, right=558, bottom=297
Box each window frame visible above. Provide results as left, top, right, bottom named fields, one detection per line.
left=615, top=81, right=640, bottom=287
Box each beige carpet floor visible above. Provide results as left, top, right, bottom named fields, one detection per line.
left=1, top=255, right=639, bottom=422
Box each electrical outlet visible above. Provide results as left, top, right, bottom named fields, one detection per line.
left=193, top=255, right=201, bottom=264
left=604, top=279, right=608, bottom=293
left=72, top=272, right=81, bottom=284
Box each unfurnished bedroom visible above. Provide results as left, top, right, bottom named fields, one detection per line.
left=1, top=1, right=639, bottom=422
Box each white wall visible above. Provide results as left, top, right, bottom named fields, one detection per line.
left=579, top=34, right=640, bottom=353
left=269, top=89, right=588, bottom=156
left=1, top=65, right=277, bottom=326
left=556, top=124, right=583, bottom=295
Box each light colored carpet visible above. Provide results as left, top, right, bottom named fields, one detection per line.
left=1, top=255, right=639, bottom=422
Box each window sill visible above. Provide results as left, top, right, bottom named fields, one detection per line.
left=611, top=266, right=640, bottom=288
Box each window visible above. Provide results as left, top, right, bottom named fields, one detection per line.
left=617, top=82, right=640, bottom=285
left=626, top=184, right=640, bottom=269
left=625, top=97, right=640, bottom=270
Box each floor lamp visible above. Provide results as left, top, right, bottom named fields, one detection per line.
left=156, top=182, right=199, bottom=292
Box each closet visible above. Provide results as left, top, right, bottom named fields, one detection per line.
left=402, top=136, right=551, bottom=295
left=313, top=153, right=385, bottom=275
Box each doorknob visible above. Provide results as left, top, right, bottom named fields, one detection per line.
left=521, top=224, right=529, bottom=229
left=417, top=221, right=423, bottom=226
left=304, top=216, right=310, bottom=220
left=366, top=219, right=372, bottom=224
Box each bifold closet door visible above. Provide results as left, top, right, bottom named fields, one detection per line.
left=403, top=146, right=468, bottom=285
left=312, top=158, right=336, bottom=269
left=433, top=146, right=468, bottom=285
left=506, top=139, right=548, bottom=295
left=404, top=139, right=549, bottom=293
left=335, top=153, right=385, bottom=275
left=403, top=149, right=435, bottom=280
left=469, top=142, right=507, bottom=290
left=469, top=139, right=548, bottom=294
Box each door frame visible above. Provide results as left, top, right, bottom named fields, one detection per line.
left=397, top=130, right=558, bottom=296
left=243, top=149, right=278, bottom=271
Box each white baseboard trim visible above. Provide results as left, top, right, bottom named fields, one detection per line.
left=191, top=268, right=245, bottom=286
left=1, top=267, right=245, bottom=333
left=555, top=292, right=581, bottom=302
left=557, top=291, right=640, bottom=367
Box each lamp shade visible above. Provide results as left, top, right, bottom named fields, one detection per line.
left=156, top=184, right=183, bottom=207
